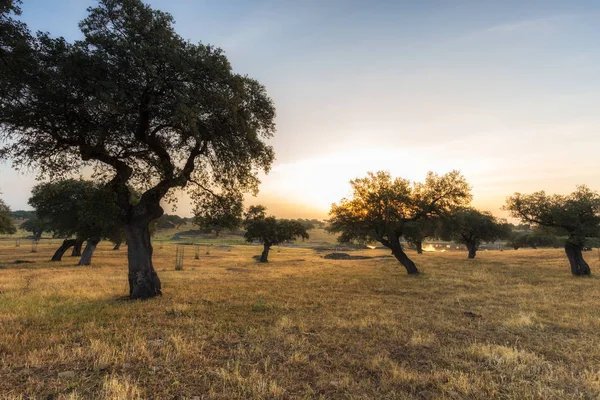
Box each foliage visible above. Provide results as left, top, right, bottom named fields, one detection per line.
left=19, top=213, right=48, bottom=240
left=0, top=0, right=276, bottom=297
left=193, top=192, right=243, bottom=236
left=505, top=186, right=600, bottom=275
left=289, top=218, right=321, bottom=230
left=403, top=217, right=441, bottom=249
left=507, top=228, right=561, bottom=250
left=0, top=0, right=275, bottom=206
left=327, top=170, right=471, bottom=272
left=505, top=186, right=600, bottom=247
left=328, top=171, right=471, bottom=246
left=0, top=198, right=16, bottom=234
left=243, top=206, right=309, bottom=246
left=438, top=207, right=511, bottom=257
left=10, top=210, right=35, bottom=220
left=0, top=0, right=32, bottom=92
left=28, top=179, right=121, bottom=241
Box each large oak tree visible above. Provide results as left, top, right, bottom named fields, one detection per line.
left=0, top=0, right=275, bottom=298
left=328, top=171, right=471, bottom=274
left=505, top=186, right=600, bottom=276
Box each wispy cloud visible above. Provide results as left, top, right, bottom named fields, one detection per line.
left=482, top=15, right=576, bottom=34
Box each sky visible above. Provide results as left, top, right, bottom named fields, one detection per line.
left=2, top=0, right=600, bottom=219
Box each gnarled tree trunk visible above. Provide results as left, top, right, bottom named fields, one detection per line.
left=415, top=241, right=423, bottom=254
left=123, top=222, right=161, bottom=298
left=113, top=240, right=122, bottom=250
left=565, top=243, right=591, bottom=276
left=390, top=243, right=419, bottom=274
left=78, top=237, right=100, bottom=265
left=260, top=242, right=271, bottom=262
left=51, top=239, right=76, bottom=262
left=466, top=242, right=477, bottom=259
left=71, top=239, right=83, bottom=257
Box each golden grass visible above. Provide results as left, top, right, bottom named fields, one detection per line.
left=1, top=242, right=600, bottom=399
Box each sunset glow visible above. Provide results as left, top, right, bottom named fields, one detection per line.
left=2, top=0, right=600, bottom=219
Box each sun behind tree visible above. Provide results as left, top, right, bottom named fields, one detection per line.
left=328, top=170, right=471, bottom=274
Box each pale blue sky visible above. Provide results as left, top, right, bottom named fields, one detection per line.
left=2, top=0, right=600, bottom=218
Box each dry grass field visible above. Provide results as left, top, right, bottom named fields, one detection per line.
left=1, top=240, right=599, bottom=399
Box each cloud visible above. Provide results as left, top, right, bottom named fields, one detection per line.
left=482, top=15, right=576, bottom=34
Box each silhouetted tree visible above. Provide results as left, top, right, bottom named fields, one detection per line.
left=505, top=186, right=600, bottom=275
left=328, top=171, right=471, bottom=274
left=439, top=208, right=511, bottom=258
left=0, top=0, right=275, bottom=298
left=243, top=205, right=309, bottom=262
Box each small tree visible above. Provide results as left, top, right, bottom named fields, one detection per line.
left=193, top=193, right=243, bottom=237
left=19, top=213, right=47, bottom=240
left=328, top=171, right=471, bottom=274
left=0, top=0, right=275, bottom=298
left=0, top=197, right=16, bottom=235
left=243, top=205, right=309, bottom=262
left=505, top=186, right=600, bottom=275
left=439, top=208, right=511, bottom=258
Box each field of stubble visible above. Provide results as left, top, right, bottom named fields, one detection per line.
left=0, top=240, right=599, bottom=399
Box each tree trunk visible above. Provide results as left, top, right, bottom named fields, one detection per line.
left=416, top=241, right=423, bottom=254
left=123, top=223, right=162, bottom=299
left=390, top=243, right=419, bottom=274
left=565, top=243, right=591, bottom=276
left=466, top=242, right=477, bottom=259
left=71, top=239, right=83, bottom=257
left=78, top=237, right=100, bottom=266
left=51, top=239, right=76, bottom=262
left=113, top=240, right=122, bottom=250
left=260, top=243, right=271, bottom=262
